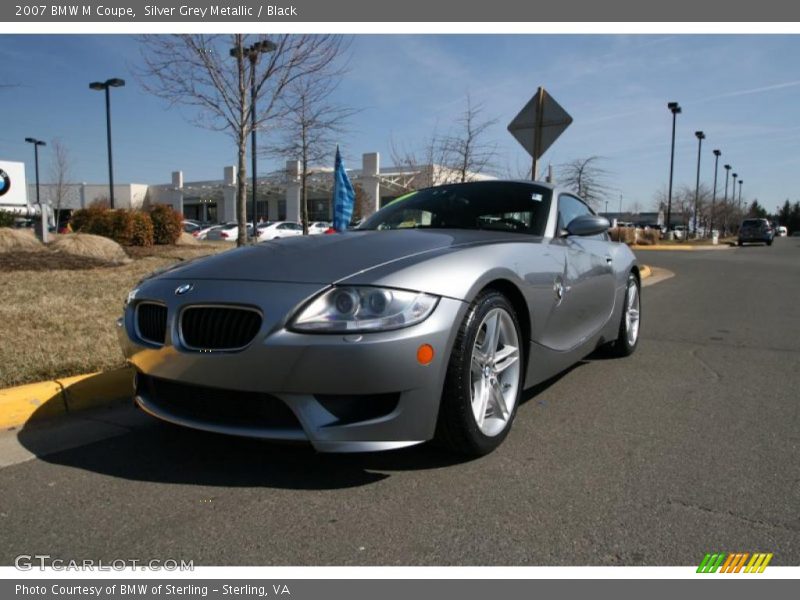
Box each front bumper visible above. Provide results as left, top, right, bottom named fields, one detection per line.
left=118, top=278, right=466, bottom=452
left=739, top=231, right=772, bottom=243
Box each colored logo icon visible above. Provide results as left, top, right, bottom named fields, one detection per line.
left=697, top=552, right=773, bottom=573
left=0, top=169, right=10, bottom=197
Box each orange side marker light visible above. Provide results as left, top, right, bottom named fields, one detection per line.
left=417, top=344, right=435, bottom=365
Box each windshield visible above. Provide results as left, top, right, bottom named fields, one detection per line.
left=358, top=181, right=553, bottom=236
left=742, top=219, right=764, bottom=227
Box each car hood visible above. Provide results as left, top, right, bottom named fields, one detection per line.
left=154, top=229, right=527, bottom=284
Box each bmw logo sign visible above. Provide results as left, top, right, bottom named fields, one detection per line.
left=175, top=283, right=194, bottom=296
left=0, top=169, right=10, bottom=197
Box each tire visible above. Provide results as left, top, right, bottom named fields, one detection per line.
left=608, top=272, right=641, bottom=357
left=737, top=240, right=743, bottom=246
left=767, top=240, right=773, bottom=246
left=435, top=290, right=524, bottom=456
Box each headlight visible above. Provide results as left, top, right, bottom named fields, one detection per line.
left=290, top=286, right=439, bottom=333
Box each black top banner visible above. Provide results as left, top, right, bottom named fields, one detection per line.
left=2, top=0, right=800, bottom=22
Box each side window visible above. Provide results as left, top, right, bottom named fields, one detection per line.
left=557, top=195, right=593, bottom=231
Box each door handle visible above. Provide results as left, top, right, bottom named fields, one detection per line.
left=605, top=256, right=613, bottom=263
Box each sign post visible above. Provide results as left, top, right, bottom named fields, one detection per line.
left=508, top=87, right=573, bottom=181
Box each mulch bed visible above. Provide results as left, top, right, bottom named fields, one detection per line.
left=0, top=251, right=116, bottom=271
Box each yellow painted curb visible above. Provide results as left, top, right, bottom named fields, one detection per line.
left=0, top=366, right=134, bottom=430
left=632, top=244, right=732, bottom=251
left=60, top=367, right=135, bottom=413
left=0, top=381, right=67, bottom=429
left=640, top=265, right=652, bottom=279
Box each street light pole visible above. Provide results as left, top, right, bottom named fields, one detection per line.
left=24, top=137, right=47, bottom=242
left=693, top=131, right=705, bottom=239
left=723, top=164, right=731, bottom=236
left=230, top=39, right=277, bottom=241
left=731, top=173, right=738, bottom=213
left=89, top=78, right=125, bottom=209
left=738, top=180, right=743, bottom=211
left=710, top=150, right=721, bottom=237
left=723, top=165, right=731, bottom=202
left=666, top=102, right=681, bottom=238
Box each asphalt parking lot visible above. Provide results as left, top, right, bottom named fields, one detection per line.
left=1, top=238, right=798, bottom=566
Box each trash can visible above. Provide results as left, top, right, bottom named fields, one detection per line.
left=711, top=230, right=719, bottom=245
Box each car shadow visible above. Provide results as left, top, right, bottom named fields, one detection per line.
left=16, top=361, right=583, bottom=492
left=519, top=360, right=586, bottom=406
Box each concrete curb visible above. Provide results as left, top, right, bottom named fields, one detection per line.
left=0, top=367, right=134, bottom=430
left=1, top=266, right=657, bottom=431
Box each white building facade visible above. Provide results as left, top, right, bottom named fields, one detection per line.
left=22, top=152, right=495, bottom=225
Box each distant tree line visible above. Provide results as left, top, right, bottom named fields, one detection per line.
left=774, top=199, right=800, bottom=233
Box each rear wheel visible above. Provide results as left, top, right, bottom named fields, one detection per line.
left=608, top=272, right=641, bottom=357
left=436, top=290, right=523, bottom=456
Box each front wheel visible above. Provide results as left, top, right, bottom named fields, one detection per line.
left=608, top=272, right=641, bottom=357
left=436, top=290, right=523, bottom=456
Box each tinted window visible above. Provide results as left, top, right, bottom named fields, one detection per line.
left=557, top=195, right=593, bottom=231
left=359, top=181, right=552, bottom=236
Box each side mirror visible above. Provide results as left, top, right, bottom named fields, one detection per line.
left=565, top=214, right=611, bottom=237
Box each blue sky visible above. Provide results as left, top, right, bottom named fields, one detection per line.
left=1, top=34, right=799, bottom=212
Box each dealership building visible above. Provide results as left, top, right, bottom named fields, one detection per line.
left=15, top=153, right=493, bottom=225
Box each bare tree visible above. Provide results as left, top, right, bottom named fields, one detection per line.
left=137, top=34, right=347, bottom=246
left=390, top=95, right=498, bottom=188
left=558, top=156, right=614, bottom=209
left=390, top=124, right=451, bottom=190
left=502, top=158, right=558, bottom=182
left=266, top=63, right=356, bottom=234
left=390, top=139, right=441, bottom=190
left=352, top=183, right=371, bottom=223
left=441, top=95, right=498, bottom=183
left=49, top=139, right=73, bottom=230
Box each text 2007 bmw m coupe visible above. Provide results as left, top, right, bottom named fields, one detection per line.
left=119, top=181, right=640, bottom=455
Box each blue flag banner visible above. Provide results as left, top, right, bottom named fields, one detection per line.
left=332, top=147, right=356, bottom=232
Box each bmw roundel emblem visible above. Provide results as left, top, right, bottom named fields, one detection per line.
left=175, top=283, right=193, bottom=296
left=0, top=169, right=10, bottom=197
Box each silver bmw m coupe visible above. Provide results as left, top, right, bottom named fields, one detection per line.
left=119, top=180, right=640, bottom=455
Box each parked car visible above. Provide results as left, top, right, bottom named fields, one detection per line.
left=206, top=222, right=253, bottom=241
left=671, top=225, right=688, bottom=240
left=776, top=226, right=787, bottom=237
left=256, top=221, right=304, bottom=241
left=192, top=224, right=218, bottom=240
left=308, top=221, right=331, bottom=235
left=182, top=220, right=202, bottom=235
left=738, top=218, right=774, bottom=246
left=120, top=180, right=640, bottom=456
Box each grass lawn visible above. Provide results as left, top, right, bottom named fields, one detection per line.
left=0, top=241, right=230, bottom=388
